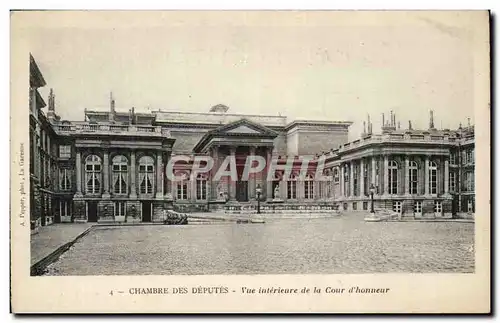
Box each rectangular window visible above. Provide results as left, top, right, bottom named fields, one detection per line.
left=59, top=169, right=71, bottom=191
left=343, top=203, right=348, bottom=211
left=196, top=178, right=207, bottom=200
left=450, top=152, right=456, bottom=165
left=414, top=201, right=422, bottom=214
left=59, top=145, right=71, bottom=159
left=59, top=201, right=71, bottom=217
left=287, top=180, right=297, bottom=199
left=449, top=172, right=456, bottom=192
left=434, top=201, right=442, bottom=213
left=352, top=202, right=357, bottom=210
left=393, top=201, right=402, bottom=213
left=177, top=181, right=188, bottom=200
left=304, top=180, right=314, bottom=199
left=114, top=202, right=126, bottom=217
left=465, top=172, right=474, bottom=191
left=363, top=201, right=368, bottom=210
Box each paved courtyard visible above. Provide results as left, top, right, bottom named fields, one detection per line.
left=43, top=213, right=474, bottom=275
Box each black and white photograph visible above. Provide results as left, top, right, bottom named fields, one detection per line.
left=11, top=10, right=490, bottom=313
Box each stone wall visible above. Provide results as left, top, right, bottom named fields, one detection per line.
left=73, top=200, right=86, bottom=222
left=173, top=202, right=210, bottom=213
left=98, top=200, right=115, bottom=222
left=126, top=200, right=141, bottom=223
left=297, top=130, right=349, bottom=156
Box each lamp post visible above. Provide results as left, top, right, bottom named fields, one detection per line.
left=369, top=183, right=375, bottom=214
left=256, top=184, right=262, bottom=214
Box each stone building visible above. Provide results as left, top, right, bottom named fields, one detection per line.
left=29, top=54, right=60, bottom=230
left=320, top=112, right=475, bottom=217
left=29, top=56, right=475, bottom=228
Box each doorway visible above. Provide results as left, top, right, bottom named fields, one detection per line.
left=236, top=180, right=249, bottom=202
left=87, top=201, right=98, bottom=222
left=142, top=201, right=152, bottom=222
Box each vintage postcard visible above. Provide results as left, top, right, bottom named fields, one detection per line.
left=10, top=10, right=490, bottom=313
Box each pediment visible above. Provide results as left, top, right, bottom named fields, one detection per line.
left=226, top=125, right=262, bottom=134
left=214, top=118, right=277, bottom=137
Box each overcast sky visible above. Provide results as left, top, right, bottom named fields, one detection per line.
left=20, top=11, right=483, bottom=140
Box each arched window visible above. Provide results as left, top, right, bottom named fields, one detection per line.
left=287, top=174, right=297, bottom=199
left=353, top=164, right=359, bottom=196
left=363, top=163, right=368, bottom=196
left=409, top=161, right=418, bottom=194
left=176, top=172, right=188, bottom=200
left=138, top=156, right=154, bottom=195
left=196, top=173, right=208, bottom=200
left=304, top=174, right=314, bottom=199
left=112, top=155, right=128, bottom=194
left=429, top=161, right=437, bottom=195
left=85, top=155, right=101, bottom=194
left=388, top=160, right=398, bottom=195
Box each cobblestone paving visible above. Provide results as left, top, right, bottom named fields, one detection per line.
left=44, top=214, right=474, bottom=275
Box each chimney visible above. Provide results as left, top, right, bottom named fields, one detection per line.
left=397, top=121, right=400, bottom=129
left=393, top=113, right=396, bottom=127
left=363, top=121, right=366, bottom=135
left=429, top=110, right=435, bottom=129
left=382, top=113, right=385, bottom=128
left=467, top=117, right=471, bottom=127
left=390, top=110, right=393, bottom=126
left=408, top=120, right=413, bottom=130
left=109, top=92, right=115, bottom=123
left=367, top=114, right=372, bottom=134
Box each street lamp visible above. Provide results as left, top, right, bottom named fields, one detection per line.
left=369, top=183, right=375, bottom=214
left=256, top=184, right=262, bottom=214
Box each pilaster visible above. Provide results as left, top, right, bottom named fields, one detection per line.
left=130, top=150, right=137, bottom=199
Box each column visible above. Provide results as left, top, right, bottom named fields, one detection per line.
left=444, top=158, right=450, bottom=195
left=229, top=147, right=236, bottom=201
left=371, top=157, right=376, bottom=193
left=130, top=150, right=137, bottom=199
left=249, top=146, right=256, bottom=200
left=266, top=147, right=273, bottom=200
left=210, top=146, right=218, bottom=200
left=103, top=150, right=110, bottom=198
left=75, top=150, right=82, bottom=196
left=424, top=156, right=430, bottom=196
left=340, top=163, right=345, bottom=198
left=190, top=171, right=196, bottom=202
left=349, top=161, right=354, bottom=197
left=156, top=151, right=163, bottom=199
left=164, top=151, right=173, bottom=200
left=404, top=155, right=410, bottom=195
left=383, top=154, right=389, bottom=195
left=360, top=159, right=365, bottom=197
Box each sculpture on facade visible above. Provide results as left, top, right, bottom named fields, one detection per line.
left=216, top=183, right=226, bottom=201
left=274, top=184, right=280, bottom=199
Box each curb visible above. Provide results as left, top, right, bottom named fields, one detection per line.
left=30, top=226, right=93, bottom=276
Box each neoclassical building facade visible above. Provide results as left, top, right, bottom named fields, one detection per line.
left=29, top=55, right=475, bottom=228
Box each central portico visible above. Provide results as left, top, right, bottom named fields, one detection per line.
left=193, top=118, right=278, bottom=203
